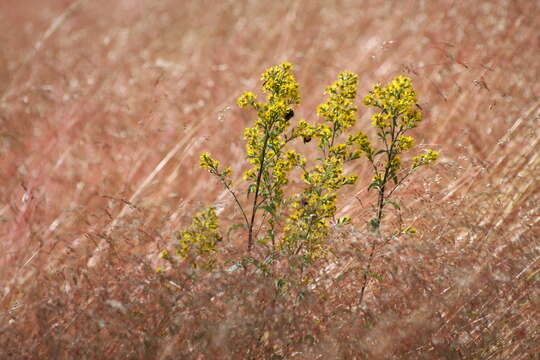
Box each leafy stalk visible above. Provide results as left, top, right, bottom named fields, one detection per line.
left=357, top=76, right=439, bottom=306
left=248, top=131, right=270, bottom=251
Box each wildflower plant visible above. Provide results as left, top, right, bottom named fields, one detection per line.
left=173, top=206, right=221, bottom=269
left=171, top=63, right=438, bottom=279
left=282, top=72, right=361, bottom=262
left=202, top=62, right=304, bottom=253
left=357, top=76, right=439, bottom=304
left=361, top=75, right=439, bottom=229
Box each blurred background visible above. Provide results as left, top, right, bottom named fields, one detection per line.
left=0, top=0, right=538, bottom=357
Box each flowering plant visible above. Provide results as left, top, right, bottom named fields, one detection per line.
left=169, top=62, right=438, bottom=274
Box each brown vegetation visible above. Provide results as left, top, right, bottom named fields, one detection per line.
left=0, top=0, right=538, bottom=358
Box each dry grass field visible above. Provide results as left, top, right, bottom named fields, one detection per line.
left=0, top=0, right=539, bottom=358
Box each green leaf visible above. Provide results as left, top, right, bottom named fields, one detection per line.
left=256, top=238, right=269, bottom=246
left=368, top=181, right=381, bottom=192
left=275, top=278, right=285, bottom=290
left=369, top=218, right=380, bottom=231
left=368, top=271, right=383, bottom=281
left=261, top=204, right=276, bottom=216
left=247, top=183, right=257, bottom=195
left=386, top=200, right=400, bottom=210
left=227, top=222, right=244, bottom=231
left=336, top=217, right=351, bottom=225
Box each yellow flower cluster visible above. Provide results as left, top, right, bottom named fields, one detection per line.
left=176, top=207, right=221, bottom=269
left=293, top=119, right=318, bottom=143
left=273, top=150, right=305, bottom=186
left=237, top=91, right=257, bottom=108
left=317, top=72, right=357, bottom=127
left=238, top=63, right=302, bottom=184
left=281, top=72, right=360, bottom=262
left=362, top=76, right=439, bottom=192
left=200, top=152, right=219, bottom=172
left=283, top=160, right=357, bottom=262
left=396, top=135, right=415, bottom=152
left=261, top=61, right=300, bottom=105
left=412, top=149, right=439, bottom=168
left=316, top=72, right=358, bottom=146
left=347, top=131, right=373, bottom=160
left=200, top=152, right=232, bottom=178
left=168, top=63, right=440, bottom=276
left=228, top=62, right=306, bottom=248
left=363, top=75, right=422, bottom=130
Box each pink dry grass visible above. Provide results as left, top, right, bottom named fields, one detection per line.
left=0, top=0, right=538, bottom=358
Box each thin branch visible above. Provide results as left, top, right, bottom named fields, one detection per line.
left=220, top=177, right=250, bottom=229
left=248, top=132, right=270, bottom=252
left=358, top=235, right=379, bottom=305
left=386, top=168, right=415, bottom=200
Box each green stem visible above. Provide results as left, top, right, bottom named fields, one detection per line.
left=220, top=177, right=250, bottom=231
left=359, top=117, right=400, bottom=306
left=248, top=132, right=270, bottom=252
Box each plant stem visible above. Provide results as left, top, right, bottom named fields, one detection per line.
left=248, top=132, right=270, bottom=252
left=359, top=117, right=399, bottom=307
left=220, top=178, right=250, bottom=231
left=358, top=237, right=377, bottom=305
